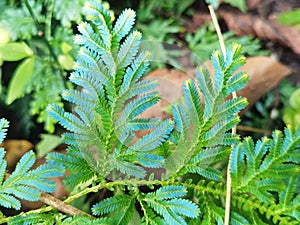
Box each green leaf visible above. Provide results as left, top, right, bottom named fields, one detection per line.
left=224, top=0, right=247, bottom=12
left=283, top=108, right=300, bottom=127
left=6, top=57, right=35, bottom=104
left=289, top=89, right=300, bottom=110
left=0, top=42, right=33, bottom=61
left=0, top=27, right=11, bottom=44
left=278, top=9, right=300, bottom=28
left=36, top=134, right=63, bottom=158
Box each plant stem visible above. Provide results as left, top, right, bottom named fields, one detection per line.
left=24, top=0, right=59, bottom=64
left=237, top=125, right=271, bottom=135
left=40, top=192, right=95, bottom=218
left=45, top=0, right=54, bottom=41
left=208, top=4, right=236, bottom=225
left=208, top=5, right=226, bottom=55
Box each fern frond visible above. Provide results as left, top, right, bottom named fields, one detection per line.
left=117, top=31, right=141, bottom=68
left=0, top=150, right=64, bottom=210
left=127, top=119, right=174, bottom=152
left=8, top=212, right=56, bottom=225
left=0, top=118, right=9, bottom=143
left=113, top=9, right=136, bottom=41
left=47, top=146, right=95, bottom=188
left=48, top=1, right=173, bottom=180
left=165, top=44, right=248, bottom=179
left=143, top=186, right=200, bottom=225
left=92, top=194, right=136, bottom=225
left=230, top=126, right=300, bottom=222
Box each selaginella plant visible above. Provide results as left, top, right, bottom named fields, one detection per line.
left=0, top=0, right=299, bottom=224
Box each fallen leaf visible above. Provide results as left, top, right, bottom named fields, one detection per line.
left=218, top=9, right=300, bottom=55
left=0, top=140, right=33, bottom=172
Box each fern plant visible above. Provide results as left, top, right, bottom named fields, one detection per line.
left=0, top=1, right=299, bottom=224
left=0, top=118, right=64, bottom=210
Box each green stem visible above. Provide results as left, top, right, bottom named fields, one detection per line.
left=0, top=178, right=225, bottom=224
left=24, top=0, right=59, bottom=65
left=45, top=0, right=54, bottom=41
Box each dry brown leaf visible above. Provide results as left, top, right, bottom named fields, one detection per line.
left=0, top=140, right=33, bottom=172
left=218, top=9, right=300, bottom=55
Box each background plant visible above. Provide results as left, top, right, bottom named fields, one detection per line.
left=0, top=0, right=90, bottom=133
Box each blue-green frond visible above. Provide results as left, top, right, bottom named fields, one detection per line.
left=269, top=130, right=284, bottom=157
left=130, top=153, right=164, bottom=168
left=74, top=47, right=112, bottom=83
left=120, top=79, right=159, bottom=103
left=5, top=185, right=40, bottom=202
left=225, top=72, right=249, bottom=95
left=224, top=44, right=246, bottom=78
left=190, top=146, right=228, bottom=165
left=92, top=195, right=131, bottom=216
left=186, top=166, right=223, bottom=181
left=211, top=50, right=224, bottom=95
left=279, top=176, right=298, bottom=207
left=84, top=1, right=112, bottom=48
left=214, top=97, right=248, bottom=122
left=0, top=194, right=20, bottom=209
left=0, top=150, right=64, bottom=210
left=145, top=200, right=186, bottom=225
left=75, top=22, right=108, bottom=53
left=113, top=158, right=146, bottom=178
left=73, top=106, right=95, bottom=128
left=119, top=51, right=151, bottom=94
left=182, top=79, right=202, bottom=125
left=127, top=119, right=174, bottom=152
left=62, top=89, right=94, bottom=109
left=196, top=66, right=214, bottom=108
left=117, top=31, right=141, bottom=68
left=144, top=186, right=200, bottom=225
left=230, top=142, right=244, bottom=187
left=115, top=93, right=160, bottom=129
left=69, top=72, right=101, bottom=100
left=172, top=102, right=190, bottom=136
left=0, top=149, right=6, bottom=184
left=113, top=8, right=136, bottom=41
left=165, top=199, right=199, bottom=218
left=10, top=149, right=35, bottom=176
left=0, top=118, right=9, bottom=143
left=153, top=186, right=187, bottom=200
left=47, top=147, right=95, bottom=188
left=204, top=117, right=240, bottom=147
left=46, top=104, right=85, bottom=133
left=281, top=126, right=300, bottom=156
left=127, top=118, right=161, bottom=130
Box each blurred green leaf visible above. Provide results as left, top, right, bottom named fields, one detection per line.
left=0, top=27, right=11, bottom=44
left=36, top=134, right=62, bottom=157
left=278, top=9, right=300, bottom=30
left=58, top=54, right=74, bottom=70
left=53, top=0, right=85, bottom=27
left=0, top=2, right=42, bottom=40
left=224, top=0, right=247, bottom=12
left=0, top=42, right=33, bottom=61
left=283, top=108, right=300, bottom=127
left=290, top=89, right=300, bottom=110
left=6, top=57, right=35, bottom=104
